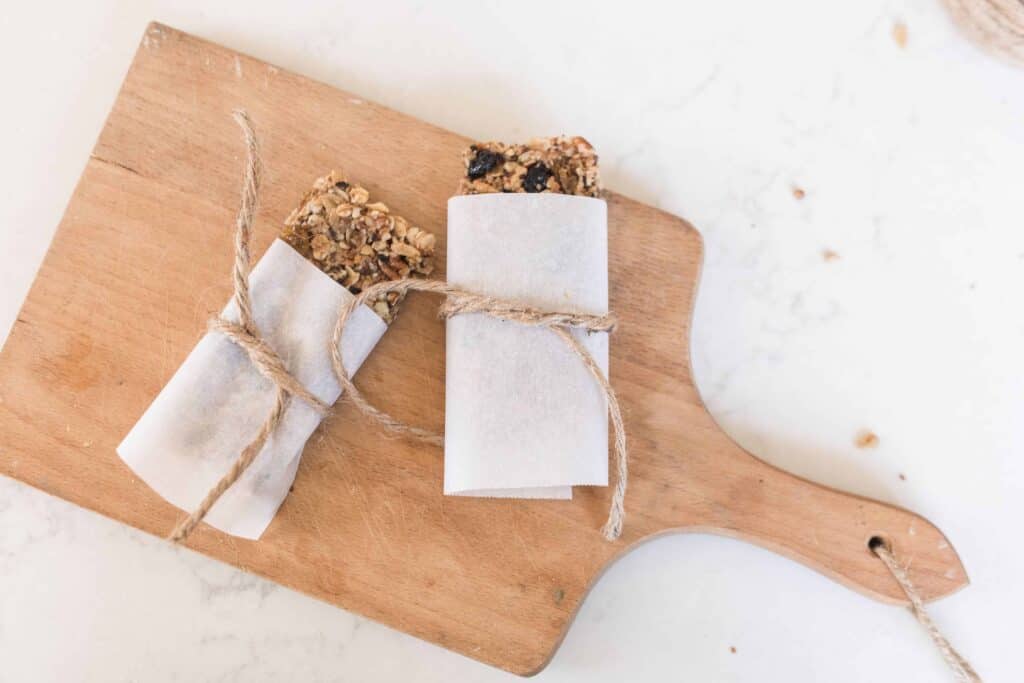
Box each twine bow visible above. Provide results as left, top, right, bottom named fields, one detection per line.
left=168, top=111, right=628, bottom=543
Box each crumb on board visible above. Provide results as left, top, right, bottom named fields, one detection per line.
left=892, top=22, right=908, bottom=48
left=899, top=473, right=906, bottom=481
left=855, top=430, right=880, bottom=449
left=792, top=186, right=806, bottom=200
left=730, top=646, right=737, bottom=654
left=823, top=249, right=840, bottom=262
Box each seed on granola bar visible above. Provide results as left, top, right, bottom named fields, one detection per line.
left=280, top=172, right=436, bottom=323
left=457, top=136, right=601, bottom=197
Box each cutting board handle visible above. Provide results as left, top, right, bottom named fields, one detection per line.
left=638, top=430, right=968, bottom=604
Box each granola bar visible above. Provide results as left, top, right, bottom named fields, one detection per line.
left=281, top=172, right=436, bottom=322
left=458, top=136, right=601, bottom=197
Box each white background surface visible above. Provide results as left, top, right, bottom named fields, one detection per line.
left=1, top=1, right=1021, bottom=681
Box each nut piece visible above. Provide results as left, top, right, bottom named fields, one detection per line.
left=457, top=136, right=602, bottom=197
left=280, top=172, right=436, bottom=322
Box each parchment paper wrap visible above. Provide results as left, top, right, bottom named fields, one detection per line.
left=117, top=239, right=386, bottom=539
left=444, top=193, right=609, bottom=498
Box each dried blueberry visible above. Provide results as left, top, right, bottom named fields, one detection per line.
left=467, top=149, right=502, bottom=179
left=523, top=163, right=552, bottom=193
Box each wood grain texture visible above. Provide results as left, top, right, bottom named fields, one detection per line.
left=0, top=23, right=968, bottom=676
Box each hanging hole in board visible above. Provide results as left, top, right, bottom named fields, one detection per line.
left=867, top=534, right=891, bottom=554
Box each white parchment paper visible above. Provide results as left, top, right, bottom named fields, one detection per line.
left=444, top=193, right=609, bottom=499
left=117, top=239, right=386, bottom=539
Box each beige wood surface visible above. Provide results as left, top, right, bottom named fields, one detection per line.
left=0, top=23, right=968, bottom=676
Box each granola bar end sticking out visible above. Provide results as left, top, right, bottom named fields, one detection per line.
left=280, top=172, right=436, bottom=322
left=458, top=136, right=601, bottom=197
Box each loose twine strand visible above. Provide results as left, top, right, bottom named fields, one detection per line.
left=943, top=0, right=1024, bottom=66
left=871, top=540, right=982, bottom=682
left=168, top=111, right=627, bottom=543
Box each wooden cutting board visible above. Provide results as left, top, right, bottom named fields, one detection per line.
left=0, top=22, right=967, bottom=676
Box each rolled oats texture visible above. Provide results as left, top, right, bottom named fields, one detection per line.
left=458, top=136, right=601, bottom=197
left=280, top=172, right=437, bottom=322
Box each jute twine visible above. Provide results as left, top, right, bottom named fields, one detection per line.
left=167, top=111, right=627, bottom=543
left=871, top=539, right=982, bottom=681
left=327, top=277, right=628, bottom=541
left=167, top=111, right=978, bottom=682
left=943, top=0, right=1024, bottom=66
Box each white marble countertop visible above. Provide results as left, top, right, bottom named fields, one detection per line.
left=1, top=1, right=1021, bottom=680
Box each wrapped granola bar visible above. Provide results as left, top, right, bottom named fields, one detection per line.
left=444, top=137, right=609, bottom=499
left=118, top=175, right=435, bottom=539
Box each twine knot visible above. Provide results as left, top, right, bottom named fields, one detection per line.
left=208, top=318, right=329, bottom=416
